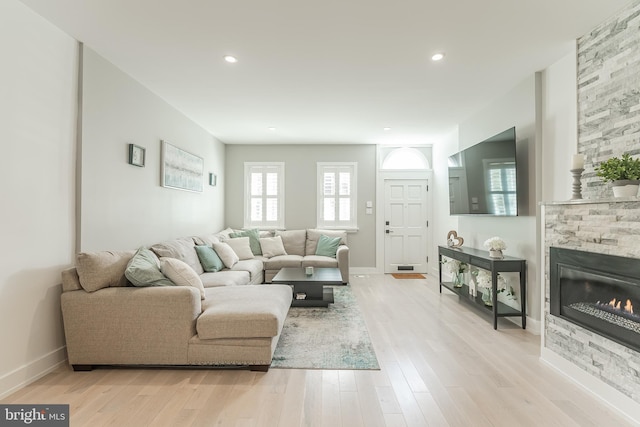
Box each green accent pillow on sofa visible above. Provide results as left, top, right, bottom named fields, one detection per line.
left=195, top=245, right=224, bottom=272
left=315, top=234, right=342, bottom=258
left=230, top=228, right=262, bottom=255
left=125, top=247, right=174, bottom=287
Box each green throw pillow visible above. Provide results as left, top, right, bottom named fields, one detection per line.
left=195, top=245, right=224, bottom=272
left=230, top=229, right=262, bottom=255
left=315, top=234, right=342, bottom=258
left=125, top=247, right=174, bottom=287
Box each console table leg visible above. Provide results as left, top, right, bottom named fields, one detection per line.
left=520, top=268, right=527, bottom=329
left=492, top=271, right=498, bottom=330
left=438, top=254, right=443, bottom=293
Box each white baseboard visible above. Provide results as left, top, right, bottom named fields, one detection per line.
left=0, top=346, right=67, bottom=400
left=350, top=267, right=379, bottom=275
left=540, top=348, right=640, bottom=425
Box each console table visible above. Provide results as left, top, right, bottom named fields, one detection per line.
left=438, top=246, right=526, bottom=330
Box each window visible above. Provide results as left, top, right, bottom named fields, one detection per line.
left=484, top=159, right=517, bottom=216
left=381, top=147, right=430, bottom=169
left=317, top=162, right=357, bottom=229
left=244, top=162, right=284, bottom=229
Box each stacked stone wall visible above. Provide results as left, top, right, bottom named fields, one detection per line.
left=577, top=0, right=640, bottom=199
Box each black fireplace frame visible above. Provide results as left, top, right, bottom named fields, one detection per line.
left=550, top=246, right=640, bottom=353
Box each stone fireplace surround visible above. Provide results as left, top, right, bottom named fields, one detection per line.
left=542, top=198, right=640, bottom=423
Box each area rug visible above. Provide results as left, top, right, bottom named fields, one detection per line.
left=271, top=286, right=380, bottom=370
left=391, top=273, right=425, bottom=279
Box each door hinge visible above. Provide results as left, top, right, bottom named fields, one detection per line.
left=426, top=220, right=429, bottom=227
left=426, top=185, right=429, bottom=191
left=426, top=256, right=429, bottom=263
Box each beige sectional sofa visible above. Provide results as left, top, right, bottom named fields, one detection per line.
left=261, top=229, right=349, bottom=283
left=60, top=228, right=349, bottom=371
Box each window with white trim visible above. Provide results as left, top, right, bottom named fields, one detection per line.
left=244, top=162, right=285, bottom=229
left=317, top=162, right=357, bottom=229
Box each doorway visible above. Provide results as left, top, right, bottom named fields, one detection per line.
left=383, top=179, right=429, bottom=273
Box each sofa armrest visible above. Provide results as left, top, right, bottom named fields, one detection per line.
left=61, top=286, right=201, bottom=366
left=337, top=245, right=350, bottom=284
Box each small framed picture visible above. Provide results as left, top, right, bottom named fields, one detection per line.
left=128, top=144, right=145, bottom=167
left=209, top=173, right=217, bottom=186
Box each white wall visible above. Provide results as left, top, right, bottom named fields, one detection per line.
left=541, top=46, right=577, bottom=202
left=80, top=47, right=225, bottom=251
left=431, top=129, right=460, bottom=275
left=0, top=0, right=77, bottom=397
left=456, top=75, right=541, bottom=327
left=224, top=144, right=377, bottom=268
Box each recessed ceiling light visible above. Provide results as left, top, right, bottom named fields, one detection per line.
left=431, top=53, right=445, bottom=61
left=383, top=127, right=391, bottom=131
left=223, top=55, right=238, bottom=63
left=268, top=127, right=276, bottom=131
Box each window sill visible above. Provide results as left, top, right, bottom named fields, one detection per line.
left=316, top=226, right=359, bottom=233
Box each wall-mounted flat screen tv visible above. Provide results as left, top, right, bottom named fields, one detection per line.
left=448, top=127, right=517, bottom=216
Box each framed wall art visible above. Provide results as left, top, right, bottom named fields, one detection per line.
left=160, top=140, right=204, bottom=192
left=128, top=143, right=145, bottom=167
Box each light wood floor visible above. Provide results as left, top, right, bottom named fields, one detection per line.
left=2, top=274, right=634, bottom=426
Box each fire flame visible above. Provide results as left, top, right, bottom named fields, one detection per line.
left=606, top=298, right=633, bottom=314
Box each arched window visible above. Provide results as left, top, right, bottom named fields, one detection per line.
left=381, top=147, right=430, bottom=170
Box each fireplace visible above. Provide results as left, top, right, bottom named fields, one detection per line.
left=550, top=247, right=640, bottom=353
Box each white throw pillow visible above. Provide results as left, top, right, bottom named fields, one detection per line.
left=226, top=237, right=254, bottom=260
left=212, top=242, right=240, bottom=268
left=159, top=257, right=205, bottom=300
left=259, top=236, right=288, bottom=258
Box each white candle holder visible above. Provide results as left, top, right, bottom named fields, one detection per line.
left=570, top=168, right=584, bottom=200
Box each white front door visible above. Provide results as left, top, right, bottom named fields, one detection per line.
left=384, top=179, right=429, bottom=273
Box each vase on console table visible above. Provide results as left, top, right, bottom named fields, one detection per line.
left=482, top=288, right=493, bottom=306
left=453, top=272, right=464, bottom=288
left=489, top=249, right=503, bottom=259
left=484, top=237, right=506, bottom=260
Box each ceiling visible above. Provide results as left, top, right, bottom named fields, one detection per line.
left=19, top=0, right=630, bottom=145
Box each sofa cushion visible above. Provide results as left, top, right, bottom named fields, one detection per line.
left=195, top=245, right=224, bottom=272
left=197, top=285, right=292, bottom=339
left=259, top=236, right=288, bottom=258
left=192, top=234, right=221, bottom=246
left=212, top=242, right=239, bottom=268
left=232, top=259, right=264, bottom=281
left=275, top=230, right=306, bottom=256
left=215, top=227, right=235, bottom=241
left=302, top=255, right=339, bottom=268
left=315, top=234, right=342, bottom=258
left=226, top=237, right=254, bottom=260
left=305, top=229, right=347, bottom=256
left=75, top=250, right=135, bottom=292
left=259, top=230, right=275, bottom=238
left=125, top=247, right=174, bottom=287
left=160, top=257, right=206, bottom=300
left=262, top=255, right=303, bottom=270
left=230, top=229, right=262, bottom=255
left=200, top=270, right=250, bottom=288
left=150, top=237, right=204, bottom=275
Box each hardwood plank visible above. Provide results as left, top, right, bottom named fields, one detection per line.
left=277, top=369, right=306, bottom=427
left=340, top=391, right=364, bottom=427
left=0, top=273, right=634, bottom=426
left=354, top=371, right=386, bottom=427
left=321, top=370, right=342, bottom=427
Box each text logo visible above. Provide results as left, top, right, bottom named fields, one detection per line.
left=0, top=405, right=69, bottom=426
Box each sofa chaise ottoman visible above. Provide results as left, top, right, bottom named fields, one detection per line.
left=60, top=247, right=292, bottom=371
